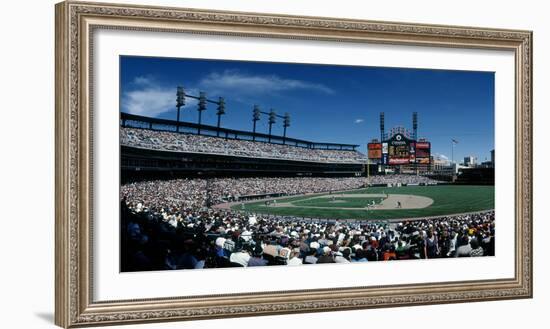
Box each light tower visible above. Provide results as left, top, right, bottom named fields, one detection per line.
left=216, top=97, right=226, bottom=136
left=268, top=109, right=276, bottom=142
left=380, top=112, right=386, bottom=171
left=252, top=105, right=261, bottom=141
left=283, top=112, right=291, bottom=144
left=380, top=112, right=385, bottom=141
left=413, top=112, right=418, bottom=140
left=176, top=86, right=185, bottom=132
left=413, top=112, right=418, bottom=174
left=197, top=91, right=207, bottom=135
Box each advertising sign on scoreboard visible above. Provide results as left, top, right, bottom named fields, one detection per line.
left=389, top=158, right=410, bottom=165
left=381, top=143, right=389, bottom=164
left=367, top=143, right=382, bottom=159
left=415, top=141, right=431, bottom=164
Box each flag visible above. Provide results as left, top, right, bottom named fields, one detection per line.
left=452, top=139, right=459, bottom=144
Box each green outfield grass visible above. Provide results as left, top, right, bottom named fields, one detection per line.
left=231, top=185, right=494, bottom=220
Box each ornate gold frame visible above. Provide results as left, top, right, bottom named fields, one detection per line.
left=55, top=1, right=533, bottom=327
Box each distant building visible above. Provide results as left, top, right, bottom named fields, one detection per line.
left=432, top=156, right=449, bottom=170
left=431, top=156, right=458, bottom=176
left=464, top=156, right=476, bottom=167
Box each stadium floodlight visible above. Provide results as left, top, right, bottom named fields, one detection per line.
left=217, top=97, right=226, bottom=115
left=268, top=109, right=276, bottom=142
left=283, top=113, right=290, bottom=127
left=268, top=110, right=277, bottom=124
left=253, top=106, right=261, bottom=120
left=283, top=112, right=291, bottom=144
left=176, top=86, right=186, bottom=132
left=252, top=105, right=261, bottom=141
left=197, top=91, right=207, bottom=135
left=413, top=112, right=418, bottom=140
left=216, top=97, right=226, bottom=136
left=380, top=112, right=385, bottom=141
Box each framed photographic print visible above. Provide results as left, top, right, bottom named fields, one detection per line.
left=55, top=1, right=533, bottom=327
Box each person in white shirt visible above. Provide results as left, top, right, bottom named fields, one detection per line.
left=229, top=250, right=251, bottom=267
left=287, top=249, right=303, bottom=266
left=334, top=251, right=350, bottom=263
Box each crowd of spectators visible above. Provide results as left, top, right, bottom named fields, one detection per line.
left=122, top=201, right=494, bottom=271
left=120, top=176, right=494, bottom=272
left=366, top=174, right=442, bottom=186
left=121, top=177, right=366, bottom=212
left=121, top=127, right=366, bottom=163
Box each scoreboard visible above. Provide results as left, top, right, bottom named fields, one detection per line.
left=367, top=143, right=382, bottom=159
left=375, top=133, right=431, bottom=165
left=415, top=141, right=431, bottom=164
left=387, top=133, right=411, bottom=164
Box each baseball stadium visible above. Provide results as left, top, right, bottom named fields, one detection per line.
left=120, top=58, right=495, bottom=272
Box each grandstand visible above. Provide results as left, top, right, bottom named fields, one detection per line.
left=121, top=127, right=366, bottom=163
left=120, top=113, right=367, bottom=181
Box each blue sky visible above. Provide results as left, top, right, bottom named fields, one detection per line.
left=120, top=56, right=494, bottom=163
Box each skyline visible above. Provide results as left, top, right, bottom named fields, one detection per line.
left=120, top=56, right=495, bottom=163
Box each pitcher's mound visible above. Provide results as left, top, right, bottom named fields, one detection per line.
left=374, top=194, right=433, bottom=210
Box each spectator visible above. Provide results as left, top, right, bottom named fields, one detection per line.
left=455, top=235, right=472, bottom=257
left=469, top=238, right=485, bottom=257
left=317, top=246, right=336, bottom=264
left=287, top=249, right=303, bottom=266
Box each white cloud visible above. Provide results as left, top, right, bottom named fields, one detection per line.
left=133, top=75, right=153, bottom=86
left=198, top=70, right=334, bottom=97
left=122, top=88, right=174, bottom=117
left=354, top=119, right=364, bottom=124
left=122, top=77, right=198, bottom=117
left=434, top=153, right=450, bottom=160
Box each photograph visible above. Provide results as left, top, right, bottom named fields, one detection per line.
left=119, top=56, right=496, bottom=272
